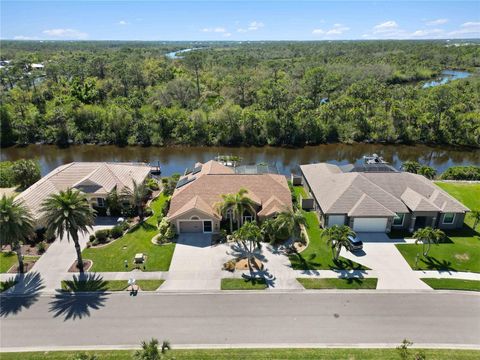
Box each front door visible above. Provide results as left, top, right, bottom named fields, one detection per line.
left=203, top=220, right=212, bottom=233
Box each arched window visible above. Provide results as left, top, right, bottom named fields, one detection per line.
left=191, top=216, right=200, bottom=220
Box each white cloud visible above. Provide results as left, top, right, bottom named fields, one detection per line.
left=118, top=20, right=128, bottom=26
left=42, top=28, right=88, bottom=40
left=448, top=21, right=480, bottom=37
left=426, top=18, right=448, bottom=26
left=411, top=28, right=445, bottom=38
left=223, top=32, right=232, bottom=38
left=14, top=35, right=39, bottom=40
left=201, top=27, right=227, bottom=33
left=373, top=20, right=399, bottom=33
left=312, top=23, right=350, bottom=37
left=237, top=20, right=265, bottom=32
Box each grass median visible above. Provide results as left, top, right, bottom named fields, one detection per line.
left=421, top=278, right=480, bottom=292
left=221, top=278, right=268, bottom=290
left=297, top=277, right=378, bottom=289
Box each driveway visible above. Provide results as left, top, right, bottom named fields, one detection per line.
left=162, top=234, right=230, bottom=290
left=340, top=233, right=431, bottom=290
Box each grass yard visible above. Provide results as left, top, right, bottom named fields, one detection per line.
left=421, top=278, right=480, bottom=292
left=82, top=194, right=175, bottom=272
left=1, top=349, right=478, bottom=360
left=61, top=279, right=129, bottom=292
left=292, top=184, right=307, bottom=201
left=221, top=278, right=268, bottom=290
left=288, top=201, right=367, bottom=271
left=396, top=183, right=480, bottom=273
left=297, top=277, right=378, bottom=289
left=0, top=279, right=17, bottom=292
left=0, top=252, right=40, bottom=273
left=136, top=279, right=164, bottom=291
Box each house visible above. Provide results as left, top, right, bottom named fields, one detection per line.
left=16, top=162, right=151, bottom=226
left=299, top=162, right=469, bottom=233
left=167, top=160, right=293, bottom=234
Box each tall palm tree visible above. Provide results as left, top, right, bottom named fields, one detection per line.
left=121, top=179, right=150, bottom=221
left=401, top=161, right=421, bottom=174
left=471, top=210, right=480, bottom=231
left=216, top=188, right=256, bottom=232
left=274, top=209, right=307, bottom=242
left=40, top=188, right=95, bottom=273
left=413, top=227, right=445, bottom=256
left=233, top=221, right=263, bottom=269
left=323, top=225, right=356, bottom=261
left=261, top=218, right=278, bottom=244
left=0, top=195, right=34, bottom=273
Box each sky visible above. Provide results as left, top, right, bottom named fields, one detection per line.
left=1, top=1, right=479, bottom=41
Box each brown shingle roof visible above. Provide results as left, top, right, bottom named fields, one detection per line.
left=167, top=161, right=292, bottom=220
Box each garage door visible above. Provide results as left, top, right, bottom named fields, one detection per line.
left=179, top=221, right=203, bottom=233
left=353, top=218, right=388, bottom=232
left=328, top=215, right=346, bottom=227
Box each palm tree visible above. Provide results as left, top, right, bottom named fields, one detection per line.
left=401, top=161, right=421, bottom=174
left=134, top=338, right=161, bottom=360
left=261, top=218, right=278, bottom=244
left=413, top=227, right=445, bottom=256
left=0, top=195, right=34, bottom=273
left=323, top=225, right=356, bottom=261
left=471, top=210, right=480, bottom=231
left=122, top=179, right=151, bottom=221
left=274, top=209, right=307, bottom=242
left=233, top=222, right=263, bottom=269
left=216, top=188, right=256, bottom=232
left=418, top=165, right=437, bottom=180
left=40, top=188, right=95, bottom=273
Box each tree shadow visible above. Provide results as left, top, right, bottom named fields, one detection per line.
left=241, top=267, right=276, bottom=288
left=329, top=257, right=366, bottom=271
left=445, top=225, right=479, bottom=240
left=229, top=241, right=268, bottom=263
left=48, top=273, right=108, bottom=321
left=420, top=256, right=456, bottom=273
left=0, top=272, right=45, bottom=317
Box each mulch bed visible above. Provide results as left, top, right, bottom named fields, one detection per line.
left=7, top=259, right=38, bottom=274
left=68, top=259, right=93, bottom=273
left=235, top=257, right=264, bottom=270
left=1, top=242, right=51, bottom=257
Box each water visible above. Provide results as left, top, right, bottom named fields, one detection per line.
left=1, top=144, right=478, bottom=177
left=422, top=70, right=471, bottom=88
left=165, top=48, right=198, bottom=59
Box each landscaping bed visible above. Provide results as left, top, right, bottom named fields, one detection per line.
left=297, top=277, right=378, bottom=290
left=61, top=279, right=165, bottom=292
left=421, top=278, right=480, bottom=292
left=82, top=194, right=175, bottom=272
left=288, top=208, right=367, bottom=271
left=221, top=278, right=268, bottom=290
left=1, top=252, right=41, bottom=273
left=67, top=260, right=93, bottom=272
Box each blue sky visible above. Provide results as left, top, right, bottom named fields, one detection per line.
left=1, top=1, right=479, bottom=41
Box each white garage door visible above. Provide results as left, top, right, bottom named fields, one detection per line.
left=353, top=218, right=388, bottom=232
left=179, top=220, right=203, bottom=233
left=328, top=215, right=345, bottom=227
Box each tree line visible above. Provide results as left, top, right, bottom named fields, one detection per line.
left=1, top=40, right=479, bottom=148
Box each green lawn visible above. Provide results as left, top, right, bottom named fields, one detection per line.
left=136, top=279, right=164, bottom=291
left=82, top=194, right=175, bottom=272
left=288, top=209, right=367, bottom=271
left=221, top=278, right=268, bottom=290
left=293, top=184, right=307, bottom=201
left=421, top=278, right=480, bottom=292
left=0, top=279, right=17, bottom=292
left=1, top=349, right=478, bottom=360
left=61, top=279, right=129, bottom=292
left=297, top=277, right=378, bottom=289
left=396, top=183, right=480, bottom=273
left=0, top=252, right=40, bottom=273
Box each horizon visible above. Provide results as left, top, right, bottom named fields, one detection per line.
left=1, top=1, right=479, bottom=41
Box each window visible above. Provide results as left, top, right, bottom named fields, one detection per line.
left=443, top=213, right=455, bottom=224
left=97, top=198, right=105, bottom=207
left=243, top=215, right=253, bottom=223
left=393, top=213, right=405, bottom=226
left=191, top=216, right=200, bottom=220
left=203, top=221, right=212, bottom=232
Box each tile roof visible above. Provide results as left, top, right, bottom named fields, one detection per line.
left=168, top=161, right=292, bottom=220
left=16, top=162, right=151, bottom=220
left=300, top=163, right=469, bottom=216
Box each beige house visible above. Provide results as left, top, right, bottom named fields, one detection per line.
left=16, top=162, right=151, bottom=226
left=300, top=162, right=469, bottom=233
left=167, top=160, right=292, bottom=234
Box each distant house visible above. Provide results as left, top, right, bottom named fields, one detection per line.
left=299, top=162, right=469, bottom=233
left=167, top=160, right=292, bottom=234
left=16, top=162, right=151, bottom=227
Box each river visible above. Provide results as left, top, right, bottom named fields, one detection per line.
left=1, top=144, right=479, bottom=177
left=422, top=70, right=471, bottom=88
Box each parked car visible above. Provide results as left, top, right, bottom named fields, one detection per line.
left=347, top=234, right=363, bottom=251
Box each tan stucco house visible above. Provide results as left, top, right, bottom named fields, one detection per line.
left=300, top=162, right=469, bottom=233
left=167, top=160, right=293, bottom=234
left=16, top=162, right=151, bottom=227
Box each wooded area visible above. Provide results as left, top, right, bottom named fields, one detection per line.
left=1, top=40, right=479, bottom=148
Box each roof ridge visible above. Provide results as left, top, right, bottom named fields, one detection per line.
left=349, top=193, right=395, bottom=216
left=324, top=173, right=359, bottom=212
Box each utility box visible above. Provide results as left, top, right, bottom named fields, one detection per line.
left=291, top=174, right=302, bottom=186
left=301, top=198, right=314, bottom=210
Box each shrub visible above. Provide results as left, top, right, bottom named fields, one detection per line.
left=110, top=225, right=123, bottom=239
left=120, top=221, right=130, bottom=231
left=94, top=229, right=110, bottom=243
left=144, top=207, right=153, bottom=217
left=11, top=159, right=41, bottom=190
left=89, top=234, right=96, bottom=242
left=146, top=178, right=159, bottom=190
left=223, top=259, right=236, bottom=272
left=92, top=205, right=107, bottom=216
left=157, top=218, right=175, bottom=243
left=440, top=166, right=480, bottom=181
left=36, top=241, right=46, bottom=254
left=0, top=161, right=15, bottom=187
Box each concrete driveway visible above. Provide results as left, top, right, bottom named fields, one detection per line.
left=162, top=234, right=230, bottom=290
left=340, top=233, right=431, bottom=290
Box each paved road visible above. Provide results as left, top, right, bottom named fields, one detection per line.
left=1, top=292, right=479, bottom=351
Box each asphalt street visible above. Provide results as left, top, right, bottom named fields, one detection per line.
left=1, top=291, right=479, bottom=351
